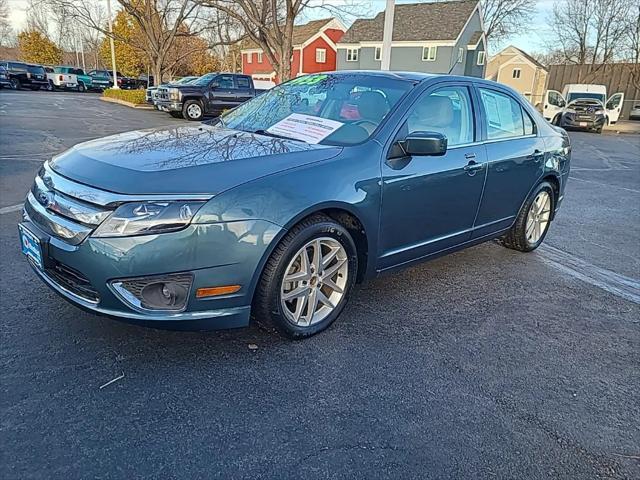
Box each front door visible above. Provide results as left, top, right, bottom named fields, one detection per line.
left=472, top=87, right=546, bottom=238
left=543, top=89, right=566, bottom=122
left=379, top=84, right=487, bottom=270
left=208, top=74, right=237, bottom=112
left=606, top=92, right=625, bottom=124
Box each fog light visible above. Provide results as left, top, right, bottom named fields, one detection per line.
left=110, top=273, right=193, bottom=312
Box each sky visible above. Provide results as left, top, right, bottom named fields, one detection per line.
left=7, top=0, right=559, bottom=55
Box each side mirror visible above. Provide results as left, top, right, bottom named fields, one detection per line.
left=210, top=82, right=218, bottom=89
left=401, top=131, right=447, bottom=156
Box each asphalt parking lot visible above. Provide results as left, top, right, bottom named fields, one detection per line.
left=1, top=90, right=639, bottom=479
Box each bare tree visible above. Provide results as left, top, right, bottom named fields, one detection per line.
left=548, top=0, right=631, bottom=71
left=621, top=1, right=640, bottom=89
left=196, top=0, right=309, bottom=82
left=45, top=0, right=205, bottom=84
left=0, top=0, right=14, bottom=47
left=480, top=0, right=534, bottom=45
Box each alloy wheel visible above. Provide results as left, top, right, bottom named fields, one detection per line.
left=526, top=190, right=551, bottom=245
left=187, top=104, right=202, bottom=119
left=280, top=237, right=349, bottom=327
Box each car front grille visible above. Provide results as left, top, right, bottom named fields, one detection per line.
left=46, top=261, right=100, bottom=303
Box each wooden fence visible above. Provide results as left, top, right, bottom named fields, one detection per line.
left=547, top=64, right=639, bottom=120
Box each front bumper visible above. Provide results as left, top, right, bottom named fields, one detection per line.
left=21, top=208, right=282, bottom=330
left=156, top=100, right=183, bottom=112
left=560, top=115, right=606, bottom=131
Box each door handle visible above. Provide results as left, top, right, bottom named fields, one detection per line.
left=527, top=149, right=544, bottom=162
left=464, top=152, right=476, bottom=160
left=463, top=160, right=484, bottom=175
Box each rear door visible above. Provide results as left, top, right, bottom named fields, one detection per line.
left=235, top=75, right=254, bottom=103
left=472, top=86, right=546, bottom=238
left=543, top=90, right=566, bottom=122
left=606, top=92, right=625, bottom=124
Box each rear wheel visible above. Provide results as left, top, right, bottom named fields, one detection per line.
left=182, top=99, right=204, bottom=121
left=500, top=181, right=554, bottom=252
left=252, top=214, right=358, bottom=339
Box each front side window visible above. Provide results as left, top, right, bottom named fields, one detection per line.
left=346, top=48, right=359, bottom=62
left=422, top=46, right=437, bottom=61
left=217, top=75, right=235, bottom=89
left=512, top=68, right=521, bottom=79
left=405, top=86, right=474, bottom=147
left=220, top=73, right=413, bottom=146
left=479, top=88, right=528, bottom=140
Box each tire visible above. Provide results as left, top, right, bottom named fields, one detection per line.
left=552, top=114, right=561, bottom=126
left=77, top=82, right=86, bottom=93
left=46, top=81, right=53, bottom=91
left=169, top=111, right=183, bottom=118
left=10, top=78, right=20, bottom=90
left=252, top=214, right=358, bottom=339
left=182, top=99, right=204, bottom=121
left=500, top=181, right=555, bottom=252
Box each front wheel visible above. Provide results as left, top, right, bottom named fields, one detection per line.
left=500, top=182, right=554, bottom=252
left=182, top=99, right=203, bottom=121
left=77, top=82, right=86, bottom=93
left=252, top=214, right=358, bottom=339
left=10, top=78, right=20, bottom=90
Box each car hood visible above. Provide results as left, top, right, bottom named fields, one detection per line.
left=49, top=124, right=341, bottom=196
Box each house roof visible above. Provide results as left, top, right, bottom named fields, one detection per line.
left=467, top=31, right=483, bottom=46
left=340, top=1, right=479, bottom=43
left=241, top=18, right=336, bottom=50
left=497, top=45, right=547, bottom=70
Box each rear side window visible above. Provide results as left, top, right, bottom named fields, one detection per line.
left=479, top=88, right=528, bottom=140
left=237, top=76, right=250, bottom=88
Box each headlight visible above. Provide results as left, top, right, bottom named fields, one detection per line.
left=168, top=88, right=180, bottom=100
left=564, top=108, right=576, bottom=114
left=93, top=201, right=205, bottom=238
left=595, top=109, right=605, bottom=115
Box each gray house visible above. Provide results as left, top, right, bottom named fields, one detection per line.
left=336, top=0, right=486, bottom=78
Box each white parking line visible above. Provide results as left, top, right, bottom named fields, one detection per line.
left=539, top=244, right=640, bottom=305
left=0, top=204, right=22, bottom=215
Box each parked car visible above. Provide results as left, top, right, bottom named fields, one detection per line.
left=0, top=61, right=29, bottom=89
left=146, top=76, right=198, bottom=108
left=88, top=69, right=137, bottom=90
left=553, top=98, right=607, bottom=133
left=0, top=65, right=12, bottom=88
left=23, top=64, right=50, bottom=90
left=19, top=72, right=571, bottom=338
left=629, top=104, right=640, bottom=121
left=155, top=73, right=266, bottom=120
left=45, top=66, right=77, bottom=90
left=543, top=84, right=624, bottom=126
left=54, top=66, right=93, bottom=92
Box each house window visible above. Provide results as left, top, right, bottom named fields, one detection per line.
left=375, top=47, right=382, bottom=61
left=246, top=53, right=252, bottom=64
left=513, top=68, right=521, bottom=79
left=457, top=47, right=464, bottom=63
left=422, top=46, right=437, bottom=61
left=477, top=51, right=485, bottom=66
left=316, top=48, right=326, bottom=63
left=257, top=52, right=263, bottom=63
left=346, top=48, right=359, bottom=62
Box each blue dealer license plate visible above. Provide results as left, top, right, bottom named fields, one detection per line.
left=19, top=224, right=44, bottom=269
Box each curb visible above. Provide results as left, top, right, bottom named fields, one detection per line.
left=100, top=96, right=153, bottom=109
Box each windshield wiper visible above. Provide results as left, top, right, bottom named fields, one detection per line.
left=251, top=129, right=298, bottom=141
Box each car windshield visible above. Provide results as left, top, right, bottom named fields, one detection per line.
left=221, top=73, right=414, bottom=146
left=175, top=76, right=196, bottom=84
left=567, top=92, right=605, bottom=103
left=191, top=73, right=217, bottom=86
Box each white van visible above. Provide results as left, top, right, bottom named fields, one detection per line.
left=543, top=84, right=624, bottom=125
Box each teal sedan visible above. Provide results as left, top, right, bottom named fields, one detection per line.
left=19, top=72, right=571, bottom=338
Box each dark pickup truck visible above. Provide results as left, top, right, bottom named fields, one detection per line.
left=156, top=73, right=265, bottom=120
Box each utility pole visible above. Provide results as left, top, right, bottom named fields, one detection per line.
left=106, top=0, right=119, bottom=89
left=380, top=0, right=395, bottom=70
left=80, top=36, right=86, bottom=72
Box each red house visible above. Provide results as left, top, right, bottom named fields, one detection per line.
left=241, top=18, right=345, bottom=84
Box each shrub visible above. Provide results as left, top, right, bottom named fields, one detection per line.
left=103, top=88, right=146, bottom=105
